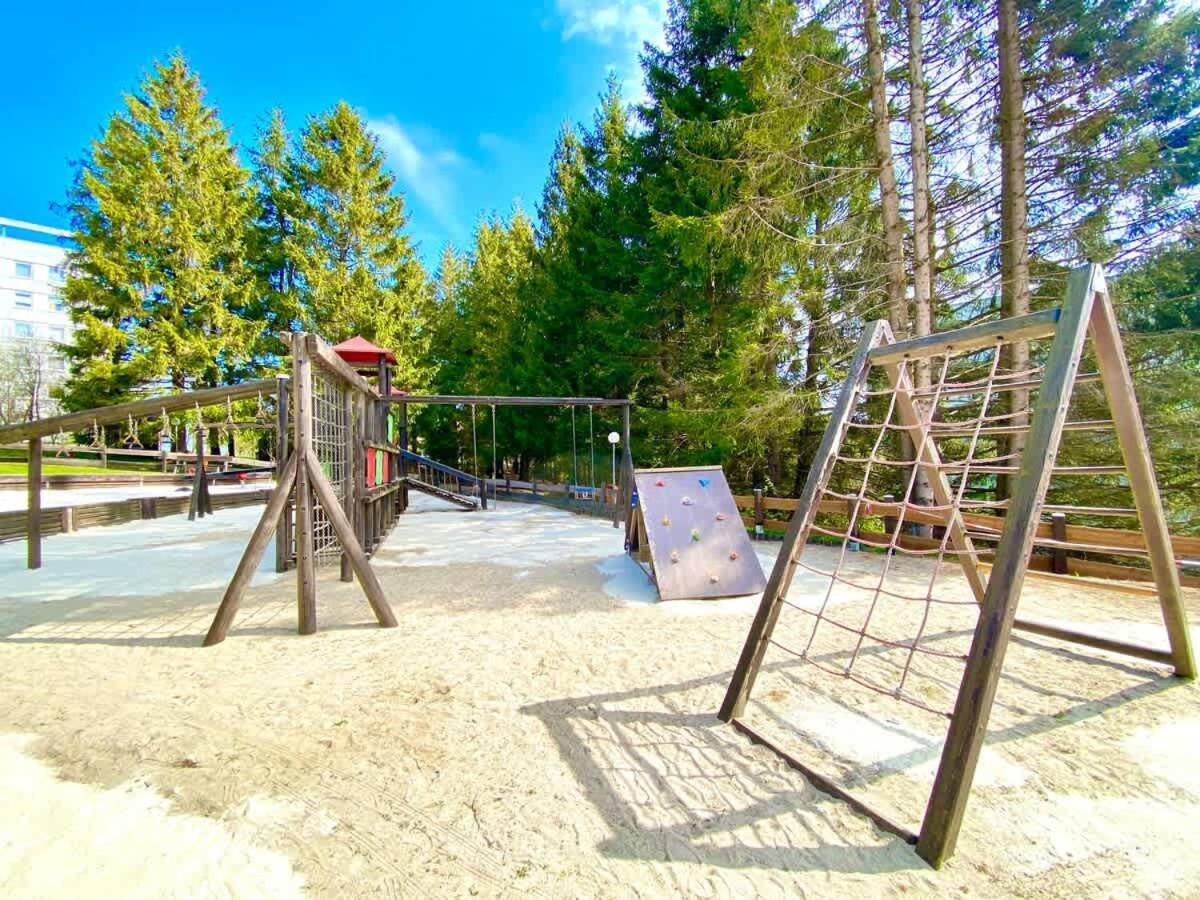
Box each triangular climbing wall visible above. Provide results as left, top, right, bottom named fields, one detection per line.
left=631, top=466, right=766, bottom=601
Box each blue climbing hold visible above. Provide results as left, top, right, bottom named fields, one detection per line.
left=698, top=478, right=711, bottom=488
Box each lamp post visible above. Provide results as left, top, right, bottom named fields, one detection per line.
left=608, top=431, right=620, bottom=486
left=608, top=431, right=621, bottom=528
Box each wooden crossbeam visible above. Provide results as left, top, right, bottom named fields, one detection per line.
left=868, top=308, right=1061, bottom=364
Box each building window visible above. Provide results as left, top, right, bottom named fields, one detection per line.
left=14, top=322, right=35, bottom=338
left=50, top=291, right=65, bottom=311
left=15, top=291, right=33, bottom=309
left=50, top=326, right=66, bottom=342
left=14, top=261, right=33, bottom=278
left=49, top=266, right=65, bottom=283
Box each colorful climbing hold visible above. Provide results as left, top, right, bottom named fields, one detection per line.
left=709, top=573, right=719, bottom=583
left=729, top=551, right=738, bottom=561
left=714, top=513, right=727, bottom=522
left=690, top=528, right=701, bottom=542
left=698, top=478, right=711, bottom=488
left=681, top=496, right=694, bottom=506
left=670, top=550, right=680, bottom=563
left=655, top=478, right=665, bottom=487
left=661, top=514, right=672, bottom=527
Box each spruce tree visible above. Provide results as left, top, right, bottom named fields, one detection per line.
left=287, top=102, right=431, bottom=387
left=60, top=53, right=257, bottom=409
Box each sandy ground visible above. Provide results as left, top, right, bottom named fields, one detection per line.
left=0, top=493, right=1198, bottom=898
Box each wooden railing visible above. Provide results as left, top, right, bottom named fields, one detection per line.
left=732, top=491, right=1200, bottom=587
left=0, top=488, right=272, bottom=544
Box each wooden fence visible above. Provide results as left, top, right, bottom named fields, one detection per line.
left=733, top=491, right=1200, bottom=588
left=0, top=489, right=272, bottom=544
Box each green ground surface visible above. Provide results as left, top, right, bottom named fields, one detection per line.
left=0, top=462, right=146, bottom=476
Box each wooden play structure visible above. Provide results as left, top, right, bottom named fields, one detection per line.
left=629, top=466, right=766, bottom=600
left=0, top=380, right=281, bottom=570
left=718, top=263, right=1195, bottom=867
left=203, top=334, right=638, bottom=644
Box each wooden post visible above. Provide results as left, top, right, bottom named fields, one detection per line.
left=882, top=493, right=897, bottom=544
left=140, top=497, right=157, bottom=520
left=340, top=388, right=355, bottom=583
left=720, top=323, right=887, bottom=722
left=620, top=403, right=635, bottom=545
left=1087, top=278, right=1195, bottom=679
left=1050, top=513, right=1068, bottom=574
left=753, top=488, right=765, bottom=540
left=399, top=401, right=409, bottom=513
left=275, top=377, right=291, bottom=573
left=293, top=335, right=317, bottom=635
left=915, top=263, right=1100, bottom=868
left=60, top=506, right=74, bottom=534
left=189, top=426, right=205, bottom=521
left=27, top=437, right=41, bottom=570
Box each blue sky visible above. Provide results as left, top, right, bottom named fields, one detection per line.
left=0, top=1, right=666, bottom=265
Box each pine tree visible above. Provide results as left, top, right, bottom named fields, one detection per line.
left=244, top=109, right=304, bottom=364
left=288, top=101, right=431, bottom=387
left=60, top=53, right=258, bottom=410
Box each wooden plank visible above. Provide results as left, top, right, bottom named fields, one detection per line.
left=306, top=454, right=398, bottom=629
left=203, top=454, right=298, bottom=646
left=27, top=438, right=41, bottom=569
left=916, top=262, right=1100, bottom=869
left=1012, top=616, right=1174, bottom=665
left=293, top=335, right=317, bottom=635
left=719, top=322, right=888, bottom=723
left=868, top=308, right=1061, bottom=365
left=1089, top=284, right=1195, bottom=678
left=0, top=379, right=277, bottom=445
left=387, top=394, right=632, bottom=407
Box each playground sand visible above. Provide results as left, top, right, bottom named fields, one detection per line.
left=0, top=494, right=1197, bottom=897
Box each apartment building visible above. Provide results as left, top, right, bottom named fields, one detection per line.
left=0, top=217, right=75, bottom=418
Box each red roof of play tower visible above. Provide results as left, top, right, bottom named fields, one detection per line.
left=331, top=335, right=397, bottom=366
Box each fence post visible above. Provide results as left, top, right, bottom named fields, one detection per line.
left=753, top=488, right=765, bottom=541
left=60, top=506, right=75, bottom=534
left=1051, top=512, right=1068, bottom=574
left=27, top=437, right=42, bottom=570
left=847, top=497, right=860, bottom=552
left=883, top=494, right=897, bottom=551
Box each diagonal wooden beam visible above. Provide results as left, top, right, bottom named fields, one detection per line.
left=1087, top=281, right=1195, bottom=679
left=203, top=452, right=299, bottom=646
left=306, top=454, right=398, bottom=630
left=916, top=262, right=1101, bottom=868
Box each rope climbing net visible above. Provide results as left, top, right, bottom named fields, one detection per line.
left=310, top=371, right=349, bottom=565
left=773, top=341, right=1052, bottom=718
left=719, top=265, right=1195, bottom=867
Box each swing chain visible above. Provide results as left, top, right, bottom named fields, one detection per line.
left=54, top=427, right=70, bottom=458
left=88, top=418, right=105, bottom=450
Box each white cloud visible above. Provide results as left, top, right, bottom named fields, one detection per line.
left=366, top=115, right=464, bottom=234
left=557, top=0, right=667, bottom=48
left=555, top=0, right=668, bottom=101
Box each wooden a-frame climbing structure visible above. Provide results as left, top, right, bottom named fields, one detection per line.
left=718, top=263, right=1195, bottom=867
left=204, top=332, right=398, bottom=646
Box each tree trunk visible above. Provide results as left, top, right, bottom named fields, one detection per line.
left=907, top=0, right=934, bottom=530
left=863, top=0, right=908, bottom=339
left=998, top=0, right=1031, bottom=499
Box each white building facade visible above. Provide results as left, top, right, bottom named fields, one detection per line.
left=0, top=217, right=76, bottom=420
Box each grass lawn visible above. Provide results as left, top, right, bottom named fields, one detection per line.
left=0, top=462, right=147, bottom=476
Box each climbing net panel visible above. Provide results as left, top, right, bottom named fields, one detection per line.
left=309, top=370, right=350, bottom=565
left=719, top=264, right=1194, bottom=867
